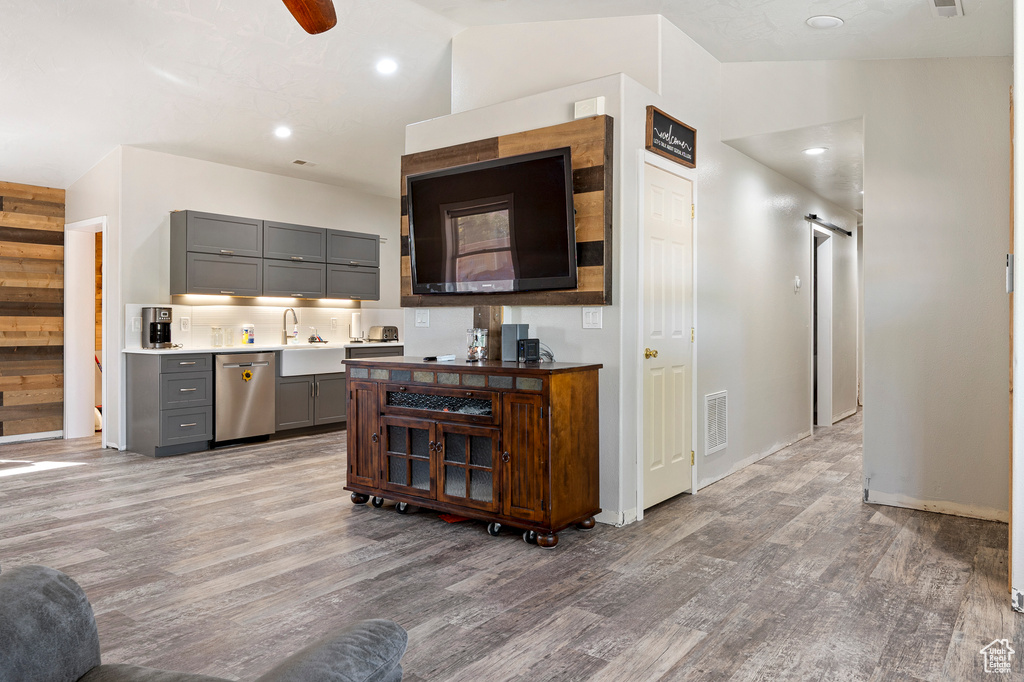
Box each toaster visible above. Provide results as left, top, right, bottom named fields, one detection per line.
left=368, top=325, right=399, bottom=342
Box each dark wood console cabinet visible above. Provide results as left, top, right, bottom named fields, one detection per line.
left=343, top=357, right=601, bottom=548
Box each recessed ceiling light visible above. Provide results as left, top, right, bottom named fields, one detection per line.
left=806, top=15, right=844, bottom=29
left=376, top=58, right=398, bottom=75
left=274, top=126, right=292, bottom=139
left=803, top=147, right=828, bottom=155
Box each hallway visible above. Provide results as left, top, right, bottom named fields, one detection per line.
left=0, top=412, right=1017, bottom=680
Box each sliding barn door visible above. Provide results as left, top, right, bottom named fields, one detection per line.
left=0, top=181, right=65, bottom=439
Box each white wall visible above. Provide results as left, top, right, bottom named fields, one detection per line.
left=407, top=17, right=860, bottom=520
left=723, top=58, right=1011, bottom=521
left=66, top=148, right=122, bottom=446
left=68, top=146, right=400, bottom=449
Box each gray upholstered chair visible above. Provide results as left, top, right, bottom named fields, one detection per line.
left=0, top=565, right=407, bottom=682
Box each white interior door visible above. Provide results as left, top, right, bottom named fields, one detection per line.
left=816, top=236, right=834, bottom=427
left=642, top=163, right=693, bottom=509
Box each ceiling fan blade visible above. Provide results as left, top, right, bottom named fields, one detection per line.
left=282, top=0, right=337, bottom=34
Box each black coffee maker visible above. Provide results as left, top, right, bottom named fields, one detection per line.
left=141, top=307, right=172, bottom=349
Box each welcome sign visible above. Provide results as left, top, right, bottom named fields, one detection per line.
left=646, top=106, right=696, bottom=168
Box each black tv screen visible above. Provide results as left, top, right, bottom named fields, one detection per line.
left=406, top=147, right=577, bottom=294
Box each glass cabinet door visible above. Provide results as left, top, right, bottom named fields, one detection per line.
left=380, top=417, right=435, bottom=499
left=437, top=423, right=501, bottom=512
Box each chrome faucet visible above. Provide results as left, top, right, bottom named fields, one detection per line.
left=282, top=308, right=298, bottom=344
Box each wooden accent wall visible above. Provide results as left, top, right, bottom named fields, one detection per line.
left=0, top=181, right=64, bottom=437
left=400, top=115, right=614, bottom=307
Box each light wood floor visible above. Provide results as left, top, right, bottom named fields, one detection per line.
left=1, top=412, right=1019, bottom=681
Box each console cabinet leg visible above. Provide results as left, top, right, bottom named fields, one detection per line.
left=575, top=517, right=596, bottom=531
left=537, top=533, right=559, bottom=549
left=350, top=493, right=370, bottom=505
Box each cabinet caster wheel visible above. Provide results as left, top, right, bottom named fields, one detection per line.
left=350, top=493, right=370, bottom=505
left=537, top=533, right=559, bottom=550
left=575, top=517, right=596, bottom=531
left=523, top=530, right=538, bottom=545
left=487, top=522, right=501, bottom=537
left=371, top=496, right=385, bottom=508
left=396, top=502, right=409, bottom=514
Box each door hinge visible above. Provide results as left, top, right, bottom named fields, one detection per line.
left=691, top=204, right=695, bottom=219
left=691, top=327, right=694, bottom=343
left=691, top=450, right=695, bottom=466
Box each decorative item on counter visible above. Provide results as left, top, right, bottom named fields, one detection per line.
left=308, top=327, right=326, bottom=344
left=241, top=324, right=255, bottom=344
left=466, top=328, right=488, bottom=361
left=225, top=328, right=234, bottom=346
left=349, top=311, right=364, bottom=343
left=211, top=327, right=223, bottom=347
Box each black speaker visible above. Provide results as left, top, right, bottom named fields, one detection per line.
left=517, top=338, right=541, bottom=362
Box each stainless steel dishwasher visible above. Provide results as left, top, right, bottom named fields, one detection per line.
left=215, top=352, right=276, bottom=441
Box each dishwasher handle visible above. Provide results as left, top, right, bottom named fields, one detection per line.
left=222, top=361, right=270, bottom=368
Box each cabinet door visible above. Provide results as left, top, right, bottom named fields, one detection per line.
left=437, top=423, right=500, bottom=512
left=263, top=260, right=326, bottom=298
left=186, top=253, right=262, bottom=296
left=314, top=373, right=347, bottom=425
left=501, top=392, right=548, bottom=523
left=347, top=381, right=379, bottom=488
left=185, top=211, right=262, bottom=257
left=276, top=375, right=314, bottom=431
left=327, top=264, right=379, bottom=301
left=379, top=416, right=435, bottom=499
left=327, top=230, right=379, bottom=267
left=264, top=222, right=327, bottom=262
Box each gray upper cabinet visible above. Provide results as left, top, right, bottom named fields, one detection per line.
left=327, top=230, right=380, bottom=267
left=263, top=260, right=326, bottom=298
left=264, top=222, right=327, bottom=262
left=173, top=210, right=263, bottom=257
left=183, top=253, right=262, bottom=296
left=327, top=264, right=379, bottom=301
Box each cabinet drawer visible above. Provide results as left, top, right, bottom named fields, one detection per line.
left=186, top=253, right=262, bottom=296
left=327, top=264, right=379, bottom=301
left=160, top=354, right=212, bottom=373
left=263, top=260, right=326, bottom=298
left=160, top=406, right=213, bottom=445
left=264, top=222, right=327, bottom=262
left=380, top=383, right=498, bottom=425
left=183, top=211, right=262, bottom=257
left=327, top=230, right=379, bottom=267
left=160, top=372, right=212, bottom=408
left=345, top=346, right=403, bottom=359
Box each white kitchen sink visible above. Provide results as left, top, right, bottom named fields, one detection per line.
left=279, top=346, right=347, bottom=376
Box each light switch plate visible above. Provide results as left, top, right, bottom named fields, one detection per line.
left=330, top=317, right=338, bottom=330
left=415, top=309, right=430, bottom=328
left=582, top=307, right=602, bottom=329
left=131, top=317, right=141, bottom=332
left=180, top=317, right=190, bottom=332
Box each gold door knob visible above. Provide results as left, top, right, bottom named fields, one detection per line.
left=645, top=348, right=659, bottom=359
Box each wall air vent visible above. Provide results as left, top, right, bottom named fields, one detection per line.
left=705, top=391, right=728, bottom=455
left=930, top=0, right=964, bottom=17
left=292, top=159, right=317, bottom=166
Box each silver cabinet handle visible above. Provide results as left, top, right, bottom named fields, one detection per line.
left=220, top=291, right=235, bottom=294
left=292, top=294, right=303, bottom=297
left=180, top=422, right=197, bottom=427
left=179, top=361, right=196, bottom=365
left=315, top=382, right=320, bottom=397
left=310, top=383, right=315, bottom=397
left=179, top=387, right=197, bottom=392
left=220, top=249, right=234, bottom=254
left=291, top=256, right=304, bottom=260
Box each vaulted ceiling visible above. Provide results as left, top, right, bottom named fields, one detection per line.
left=0, top=1, right=1010, bottom=199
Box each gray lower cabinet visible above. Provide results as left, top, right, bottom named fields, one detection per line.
left=327, top=230, right=379, bottom=267
left=275, top=372, right=348, bottom=431
left=128, top=353, right=213, bottom=457
left=263, top=260, right=326, bottom=298
left=176, top=253, right=262, bottom=296
left=264, top=222, right=327, bottom=262
left=327, top=264, right=379, bottom=301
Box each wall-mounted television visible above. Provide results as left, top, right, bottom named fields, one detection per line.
left=406, top=147, right=577, bottom=295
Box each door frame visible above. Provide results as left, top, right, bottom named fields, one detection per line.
left=635, top=150, right=698, bottom=522
left=811, top=226, right=834, bottom=428
left=64, top=216, right=108, bottom=447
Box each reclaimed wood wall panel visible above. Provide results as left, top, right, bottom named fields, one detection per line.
left=399, top=115, right=613, bottom=307
left=0, top=181, right=64, bottom=437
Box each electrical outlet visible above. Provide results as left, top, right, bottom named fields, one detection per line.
left=582, top=307, right=602, bottom=329
left=180, top=317, right=190, bottom=332
left=132, top=317, right=142, bottom=332
left=330, top=317, right=338, bottom=330
left=415, top=309, right=429, bottom=328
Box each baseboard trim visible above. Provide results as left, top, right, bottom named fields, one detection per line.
left=0, top=430, right=63, bottom=445
left=833, top=407, right=857, bottom=423
left=595, top=508, right=636, bottom=527
left=697, top=429, right=813, bottom=491
left=865, top=489, right=1008, bottom=523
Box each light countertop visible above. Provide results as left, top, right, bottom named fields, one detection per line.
left=123, top=341, right=403, bottom=355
